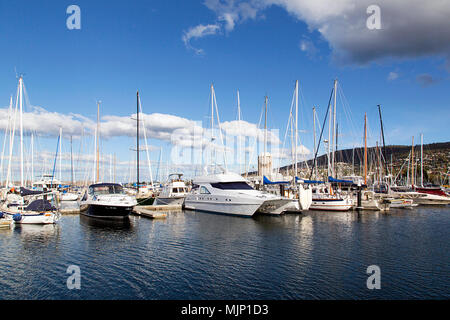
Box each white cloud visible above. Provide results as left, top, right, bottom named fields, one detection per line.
left=299, top=37, right=318, bottom=58
left=192, top=0, right=450, bottom=66
left=220, top=119, right=281, bottom=145
left=182, top=24, right=221, bottom=55
left=0, top=105, right=94, bottom=138
left=387, top=71, right=399, bottom=81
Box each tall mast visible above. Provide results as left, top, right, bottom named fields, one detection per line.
left=331, top=79, right=337, bottom=178
left=237, top=90, right=241, bottom=174
left=421, top=133, right=423, bottom=187
left=327, top=85, right=332, bottom=178
left=411, top=136, right=414, bottom=188
left=59, top=127, right=62, bottom=182
left=378, top=104, right=388, bottom=181
left=19, top=76, right=24, bottom=187
left=407, top=152, right=410, bottom=186
left=352, top=146, right=355, bottom=175
left=113, top=153, right=116, bottom=183
left=96, top=101, right=101, bottom=183
left=364, top=113, right=368, bottom=185
left=136, top=91, right=140, bottom=194
left=31, top=133, right=34, bottom=186
left=109, top=153, right=112, bottom=183
left=294, top=80, right=298, bottom=178
left=210, top=83, right=215, bottom=169
left=313, top=106, right=316, bottom=179
left=0, top=96, right=13, bottom=186
left=70, top=135, right=74, bottom=186
left=263, top=95, right=268, bottom=183
left=138, top=93, right=154, bottom=186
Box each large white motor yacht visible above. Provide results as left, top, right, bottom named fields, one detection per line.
left=184, top=172, right=292, bottom=217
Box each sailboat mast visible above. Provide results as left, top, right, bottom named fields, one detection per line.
left=327, top=85, right=333, bottom=178
left=113, top=153, right=116, bottom=183
left=378, top=104, right=389, bottom=181
left=210, top=83, right=215, bottom=169
left=421, top=133, right=423, bottom=187
left=137, top=91, right=140, bottom=194
left=332, top=79, right=337, bottom=177
left=19, top=76, right=24, bottom=187
left=313, top=106, right=316, bottom=179
left=294, top=80, right=298, bottom=178
left=59, top=127, right=62, bottom=183
left=70, top=135, right=74, bottom=186
left=96, top=101, right=100, bottom=183
left=31, top=133, right=34, bottom=186
left=411, top=136, right=414, bottom=188
left=263, top=95, right=268, bottom=183
left=0, top=96, right=13, bottom=186
left=237, top=90, right=241, bottom=175
left=364, top=113, right=368, bottom=185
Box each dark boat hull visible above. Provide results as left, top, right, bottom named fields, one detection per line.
left=81, top=204, right=133, bottom=219
left=136, top=197, right=155, bottom=206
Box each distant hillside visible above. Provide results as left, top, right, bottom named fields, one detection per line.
left=278, top=142, right=450, bottom=175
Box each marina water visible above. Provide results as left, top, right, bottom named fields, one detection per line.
left=0, top=205, right=449, bottom=299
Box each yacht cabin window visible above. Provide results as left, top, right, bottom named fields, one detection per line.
left=89, top=185, right=125, bottom=196
left=210, top=182, right=253, bottom=190
left=200, top=186, right=211, bottom=194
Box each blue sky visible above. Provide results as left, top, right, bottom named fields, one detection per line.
left=0, top=0, right=449, bottom=182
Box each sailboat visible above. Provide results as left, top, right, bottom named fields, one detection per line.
left=309, top=79, right=353, bottom=212
left=1, top=76, right=60, bottom=224
left=135, top=91, right=156, bottom=206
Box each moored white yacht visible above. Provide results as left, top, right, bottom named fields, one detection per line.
left=153, top=173, right=189, bottom=206
left=80, top=183, right=137, bottom=219
left=1, top=196, right=60, bottom=225
left=184, top=172, right=291, bottom=217
left=309, top=185, right=353, bottom=211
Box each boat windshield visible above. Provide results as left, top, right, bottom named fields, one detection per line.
left=90, top=185, right=124, bottom=195
left=211, top=182, right=254, bottom=190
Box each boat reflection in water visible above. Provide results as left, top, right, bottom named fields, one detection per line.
left=79, top=214, right=132, bottom=230
left=13, top=224, right=61, bottom=249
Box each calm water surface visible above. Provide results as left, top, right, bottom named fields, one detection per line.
left=0, top=205, right=449, bottom=300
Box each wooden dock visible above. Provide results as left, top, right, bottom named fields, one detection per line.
left=133, top=205, right=181, bottom=219
left=59, top=208, right=81, bottom=214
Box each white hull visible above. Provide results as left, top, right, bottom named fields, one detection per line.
left=154, top=196, right=185, bottom=206
left=310, top=198, right=353, bottom=211
left=60, top=193, right=79, bottom=201
left=184, top=196, right=261, bottom=217
left=298, top=185, right=313, bottom=210
left=4, top=212, right=59, bottom=224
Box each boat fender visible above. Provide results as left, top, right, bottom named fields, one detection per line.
left=13, top=214, right=22, bottom=222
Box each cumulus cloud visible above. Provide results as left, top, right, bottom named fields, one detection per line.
left=0, top=105, right=283, bottom=154
left=182, top=24, right=221, bottom=55
left=220, top=119, right=281, bottom=145
left=0, top=105, right=95, bottom=138
left=190, top=0, right=450, bottom=66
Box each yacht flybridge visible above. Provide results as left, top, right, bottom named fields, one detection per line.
left=184, top=172, right=292, bottom=217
